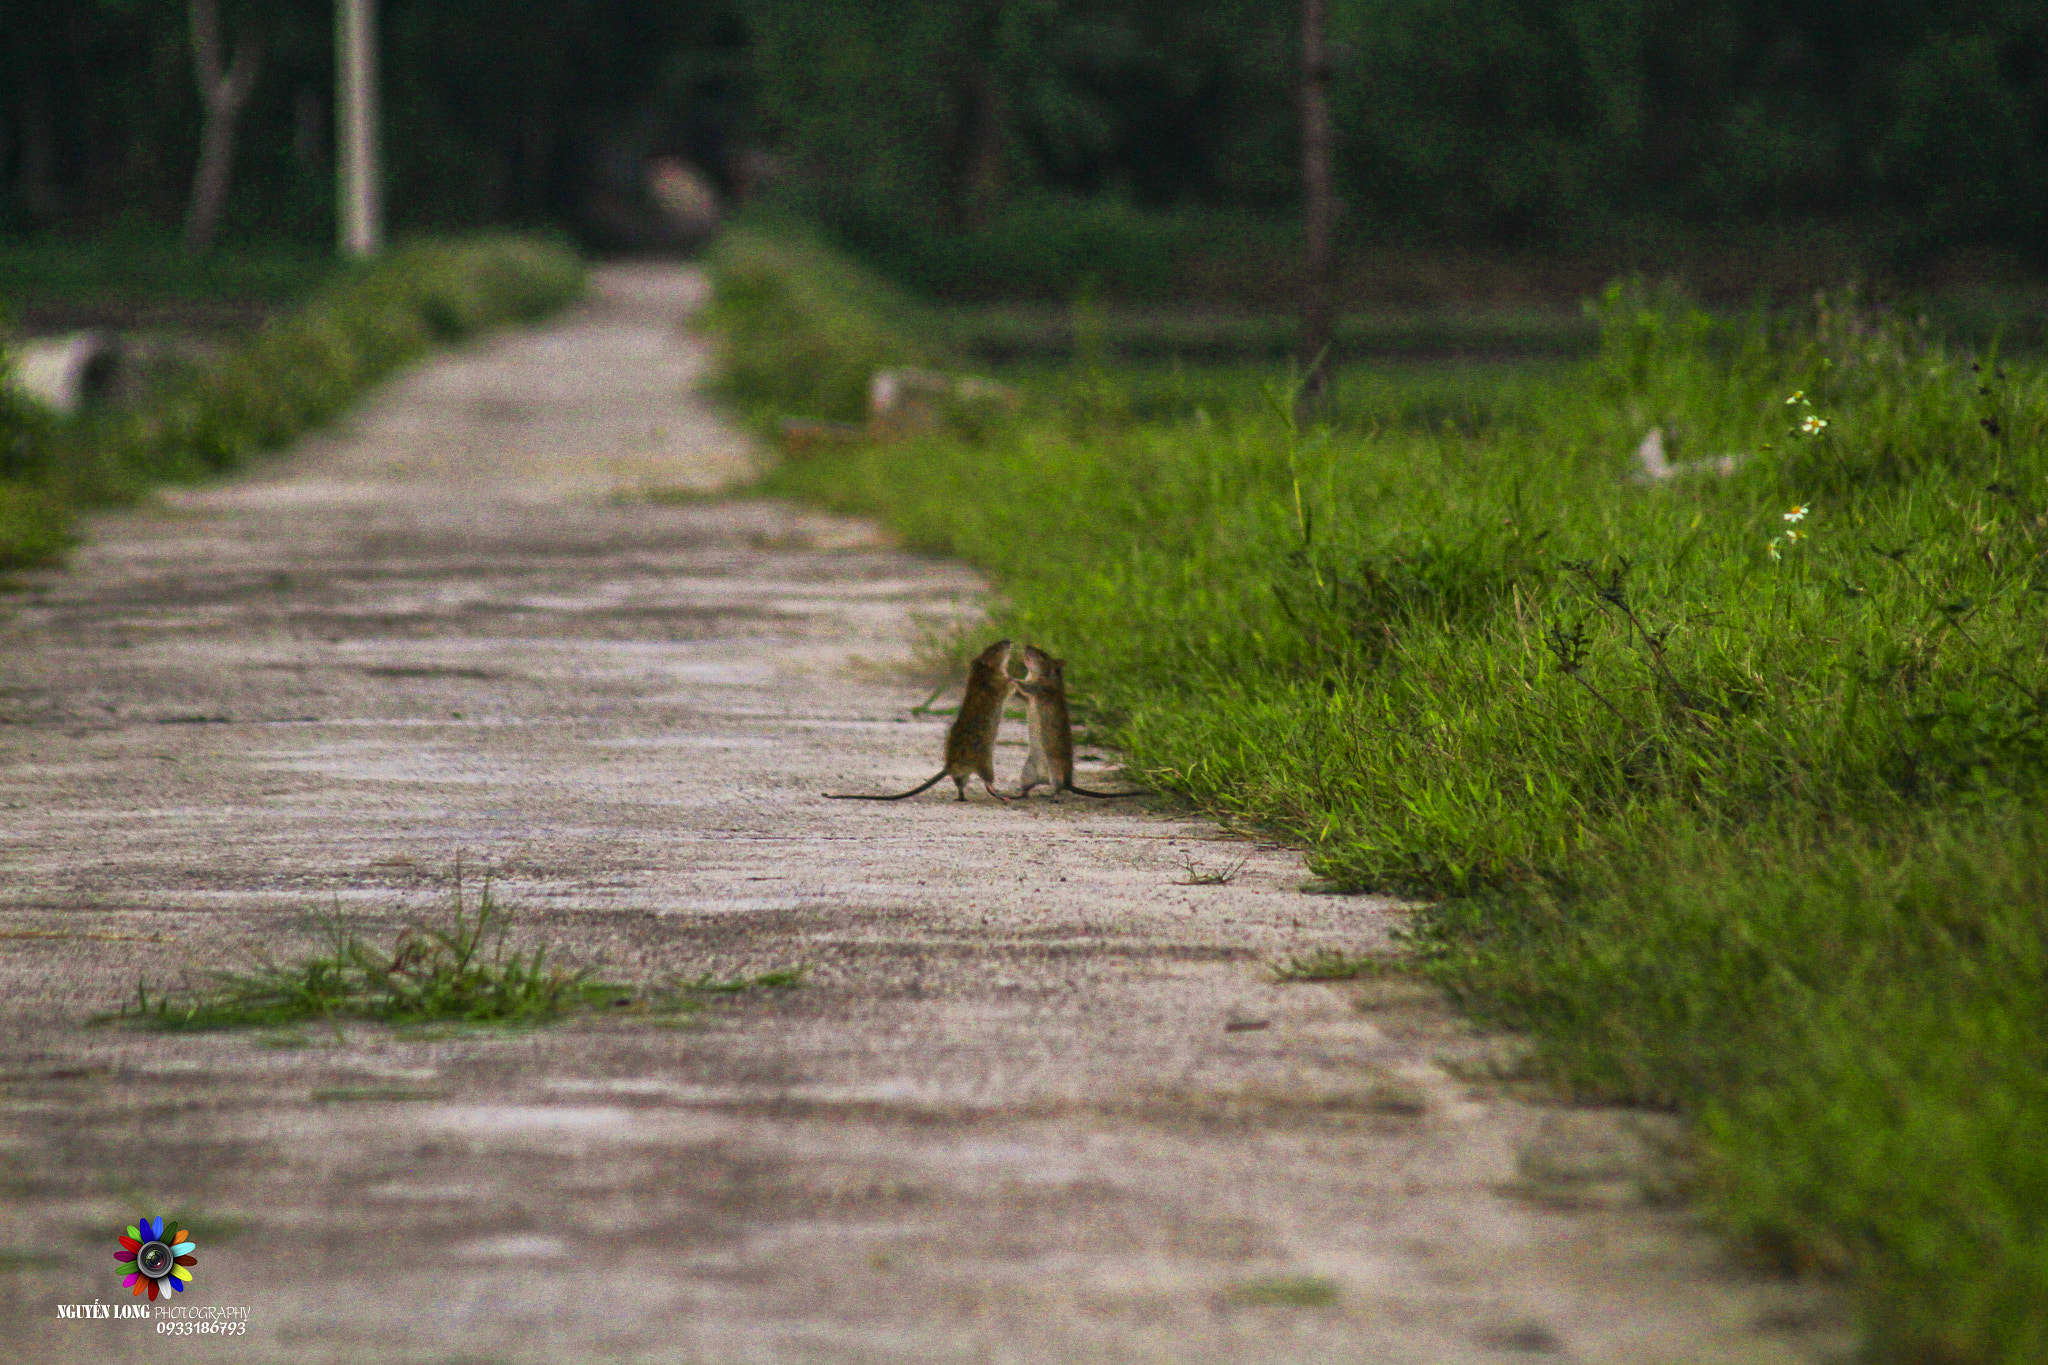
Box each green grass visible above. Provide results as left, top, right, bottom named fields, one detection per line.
left=0, top=367, right=70, bottom=568
left=814, top=195, right=1286, bottom=305
left=1176, top=853, right=1251, bottom=885
left=102, top=882, right=616, bottom=1030
left=1267, top=948, right=1394, bottom=982
left=711, top=227, right=2048, bottom=1363
left=0, top=478, right=73, bottom=568
left=981, top=355, right=1565, bottom=436
left=679, top=966, right=810, bottom=993
left=96, top=880, right=804, bottom=1032
left=1219, top=1274, right=1343, bottom=1308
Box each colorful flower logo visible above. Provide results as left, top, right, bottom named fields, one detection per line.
left=115, top=1217, right=197, bottom=1300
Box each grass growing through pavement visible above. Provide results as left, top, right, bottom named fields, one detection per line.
left=713, top=230, right=2048, bottom=1363
left=1267, top=949, right=1393, bottom=982
left=1220, top=1274, right=1344, bottom=1308
left=100, top=879, right=802, bottom=1031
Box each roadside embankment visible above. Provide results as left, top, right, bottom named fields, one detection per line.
left=0, top=235, right=583, bottom=569
left=707, top=226, right=2048, bottom=1364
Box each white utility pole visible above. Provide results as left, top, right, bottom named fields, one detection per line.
left=337, top=0, right=382, bottom=256
left=1298, top=0, right=1335, bottom=419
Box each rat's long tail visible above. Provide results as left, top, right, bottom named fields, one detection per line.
left=1066, top=781, right=1149, bottom=798
left=825, top=769, right=949, bottom=800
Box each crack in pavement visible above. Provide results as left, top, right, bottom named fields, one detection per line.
left=0, top=263, right=1849, bottom=1363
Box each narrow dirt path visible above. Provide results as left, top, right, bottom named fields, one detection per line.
left=0, top=265, right=1846, bottom=1363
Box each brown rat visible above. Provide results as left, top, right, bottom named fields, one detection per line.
left=826, top=639, right=1013, bottom=801
left=1011, top=645, right=1147, bottom=799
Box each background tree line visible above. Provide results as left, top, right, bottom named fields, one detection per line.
left=3, top=0, right=2044, bottom=267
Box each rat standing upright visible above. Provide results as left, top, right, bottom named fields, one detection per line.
left=826, top=639, right=1014, bottom=801
left=1012, top=645, right=1147, bottom=799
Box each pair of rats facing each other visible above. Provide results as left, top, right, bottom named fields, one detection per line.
left=824, top=639, right=1148, bottom=802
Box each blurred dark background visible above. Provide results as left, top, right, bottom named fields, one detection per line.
left=3, top=0, right=2045, bottom=305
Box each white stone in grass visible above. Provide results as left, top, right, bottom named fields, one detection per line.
left=9, top=330, right=121, bottom=413
left=1632, top=426, right=1745, bottom=483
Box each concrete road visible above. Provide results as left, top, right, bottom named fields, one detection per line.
left=0, top=265, right=1847, bottom=1363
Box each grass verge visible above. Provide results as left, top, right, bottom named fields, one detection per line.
left=0, top=234, right=584, bottom=567
left=710, top=225, right=2048, bottom=1363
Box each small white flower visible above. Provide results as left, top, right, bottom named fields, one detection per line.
left=1768, top=541, right=1783, bottom=562
left=1784, top=504, right=1810, bottom=523
left=1785, top=390, right=1806, bottom=405
left=1800, top=414, right=1828, bottom=434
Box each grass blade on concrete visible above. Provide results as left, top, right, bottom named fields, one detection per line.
left=105, top=881, right=609, bottom=1030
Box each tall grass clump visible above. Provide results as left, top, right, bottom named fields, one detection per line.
left=109, top=880, right=610, bottom=1031
left=712, top=235, right=2048, bottom=1362
left=99, top=875, right=809, bottom=1033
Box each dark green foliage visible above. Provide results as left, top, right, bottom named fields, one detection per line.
left=712, top=232, right=2048, bottom=1363
left=1267, top=948, right=1392, bottom=981
left=8, top=1, right=2046, bottom=265
left=814, top=197, right=1265, bottom=304
left=1, top=0, right=743, bottom=244
left=0, top=239, right=336, bottom=320
left=742, top=0, right=2048, bottom=275
left=1333, top=0, right=2048, bottom=255
left=744, top=0, right=1295, bottom=226
left=1220, top=1275, right=1343, bottom=1307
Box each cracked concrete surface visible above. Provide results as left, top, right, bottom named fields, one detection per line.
left=0, top=264, right=1848, bottom=1363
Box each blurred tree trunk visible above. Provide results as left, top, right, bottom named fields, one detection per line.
left=955, top=58, right=1006, bottom=230
left=1298, top=0, right=1335, bottom=420
left=949, top=1, right=1010, bottom=231
left=17, top=68, right=60, bottom=220
left=182, top=0, right=261, bottom=253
